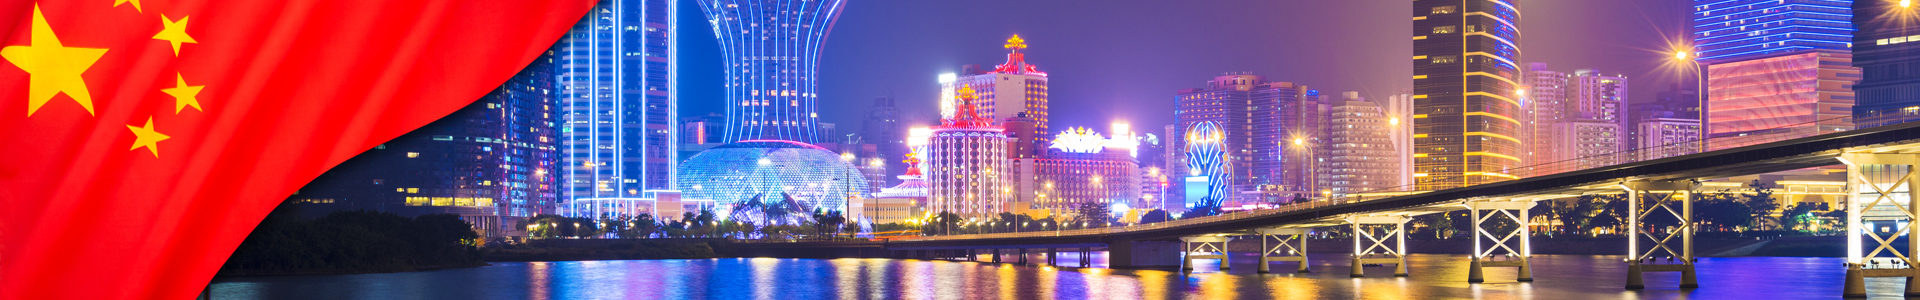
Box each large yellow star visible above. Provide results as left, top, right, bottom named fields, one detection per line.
left=163, top=73, right=203, bottom=113
left=126, top=117, right=171, bottom=157
left=114, top=0, right=142, bottom=12
left=152, top=15, right=196, bottom=56
left=1, top=5, right=109, bottom=116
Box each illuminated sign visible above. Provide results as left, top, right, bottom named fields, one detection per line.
left=1050, top=127, right=1108, bottom=153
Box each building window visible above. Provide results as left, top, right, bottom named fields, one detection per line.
left=1433, top=26, right=1457, bottom=34
left=1431, top=6, right=1457, bottom=15
left=1431, top=55, right=1459, bottom=64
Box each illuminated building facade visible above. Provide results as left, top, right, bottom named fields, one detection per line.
left=698, top=0, right=847, bottom=143
left=673, top=140, right=871, bottom=212
left=1413, top=0, right=1523, bottom=190
left=292, top=49, right=559, bottom=240
left=864, top=154, right=929, bottom=224
left=1182, top=121, right=1230, bottom=210
left=1691, top=0, right=1853, bottom=63
left=1852, top=0, right=1920, bottom=115
left=1705, top=50, right=1859, bottom=150
left=1386, top=93, right=1415, bottom=189
left=1171, top=74, right=1319, bottom=201
left=940, top=35, right=1051, bottom=155
left=1636, top=118, right=1704, bottom=160
left=1320, top=93, right=1399, bottom=195
left=926, top=87, right=1014, bottom=219
left=1525, top=65, right=1627, bottom=174
left=1012, top=127, right=1142, bottom=214
left=1626, top=84, right=1702, bottom=154
left=559, top=0, right=677, bottom=210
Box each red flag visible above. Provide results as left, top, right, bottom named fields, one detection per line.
left=0, top=0, right=594, bottom=298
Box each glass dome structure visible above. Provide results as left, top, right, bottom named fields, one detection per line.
left=676, top=140, right=871, bottom=211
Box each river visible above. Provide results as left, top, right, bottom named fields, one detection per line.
left=209, top=253, right=1900, bottom=299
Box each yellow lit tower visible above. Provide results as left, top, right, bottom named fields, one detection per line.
left=1411, top=0, right=1524, bottom=190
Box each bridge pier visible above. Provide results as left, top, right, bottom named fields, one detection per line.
left=993, top=249, right=1002, bottom=263
left=1180, top=235, right=1232, bottom=272
left=1348, top=215, right=1410, bottom=277
left=1254, top=227, right=1309, bottom=273
left=1079, top=247, right=1091, bottom=268
left=1463, top=200, right=1535, bottom=283
left=1046, top=248, right=1057, bottom=266
left=1019, top=248, right=1028, bottom=265
left=1838, top=153, right=1920, bottom=298
left=1621, top=180, right=1699, bottom=289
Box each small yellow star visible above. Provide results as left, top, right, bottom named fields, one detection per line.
left=152, top=15, right=197, bottom=56
left=162, top=73, right=204, bottom=113
left=1, top=4, right=109, bottom=116
left=126, top=117, right=171, bottom=157
left=114, top=0, right=142, bottom=12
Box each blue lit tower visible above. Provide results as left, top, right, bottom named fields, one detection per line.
left=1183, top=121, right=1229, bottom=210
left=558, top=0, right=677, bottom=215
left=1692, top=0, right=1853, bottom=63
left=698, top=0, right=848, bottom=144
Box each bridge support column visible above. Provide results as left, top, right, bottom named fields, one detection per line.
left=1348, top=215, right=1410, bottom=277
left=1838, top=153, right=1920, bottom=297
left=1080, top=247, right=1091, bottom=268
left=993, top=249, right=1002, bottom=263
left=1018, top=248, right=1028, bottom=265
left=1180, top=235, right=1232, bottom=272
left=1464, top=200, right=1536, bottom=283
left=1621, top=180, right=1699, bottom=289
left=1255, top=227, right=1309, bottom=274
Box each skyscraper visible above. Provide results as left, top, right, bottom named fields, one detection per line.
left=1172, top=74, right=1318, bottom=204
left=558, top=0, right=676, bottom=209
left=1522, top=64, right=1626, bottom=174
left=701, top=0, right=848, bottom=144
left=1321, top=92, right=1399, bottom=195
left=940, top=35, right=1051, bottom=156
left=1627, top=84, right=1702, bottom=159
left=1521, top=63, right=1569, bottom=167
left=1705, top=50, right=1859, bottom=150
left=1692, top=0, right=1854, bottom=63
left=1412, top=0, right=1523, bottom=190
left=862, top=96, right=908, bottom=184
left=1852, top=0, right=1920, bottom=115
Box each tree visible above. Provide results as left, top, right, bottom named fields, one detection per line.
left=1139, top=209, right=1171, bottom=224
left=1743, top=180, right=1779, bottom=230
left=1071, top=202, right=1113, bottom=229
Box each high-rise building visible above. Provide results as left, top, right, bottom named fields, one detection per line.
left=1385, top=93, right=1415, bottom=190
left=701, top=0, right=846, bottom=143
left=1182, top=121, right=1230, bottom=210
left=1851, top=0, right=1920, bottom=115
left=1172, top=74, right=1319, bottom=204
left=1522, top=65, right=1626, bottom=174
left=940, top=35, right=1051, bottom=153
left=291, top=49, right=559, bottom=240
left=558, top=0, right=676, bottom=210
left=1706, top=50, right=1860, bottom=149
left=1413, top=0, right=1524, bottom=190
left=675, top=0, right=862, bottom=213
left=862, top=96, right=909, bottom=184
left=1626, top=83, right=1702, bottom=153
left=927, top=87, right=1014, bottom=219
left=1635, top=118, right=1703, bottom=160
left=1692, top=0, right=1854, bottom=63
left=1320, top=92, right=1400, bottom=196
left=1521, top=63, right=1569, bottom=166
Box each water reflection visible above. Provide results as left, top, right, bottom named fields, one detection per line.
left=212, top=254, right=1904, bottom=299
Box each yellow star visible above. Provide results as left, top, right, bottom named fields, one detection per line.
left=114, top=0, right=142, bottom=12
left=126, top=117, right=171, bottom=157
left=0, top=5, right=109, bottom=116
left=163, top=73, right=203, bottom=113
left=152, top=15, right=196, bottom=56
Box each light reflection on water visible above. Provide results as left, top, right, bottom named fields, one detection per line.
left=211, top=253, right=1904, bottom=299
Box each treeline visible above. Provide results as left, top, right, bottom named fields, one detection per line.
left=524, top=209, right=863, bottom=241
left=219, top=205, right=483, bottom=276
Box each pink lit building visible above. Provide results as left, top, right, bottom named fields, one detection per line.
left=1705, top=50, right=1859, bottom=150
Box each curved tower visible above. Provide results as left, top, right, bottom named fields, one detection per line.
left=1184, top=121, right=1228, bottom=209
left=697, top=0, right=847, bottom=144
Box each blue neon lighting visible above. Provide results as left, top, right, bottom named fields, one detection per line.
left=698, top=0, right=847, bottom=144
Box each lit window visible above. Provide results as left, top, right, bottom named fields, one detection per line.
left=1431, top=6, right=1457, bottom=15
left=406, top=152, right=419, bottom=158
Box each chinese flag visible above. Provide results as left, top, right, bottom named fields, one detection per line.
left=0, top=0, right=593, bottom=299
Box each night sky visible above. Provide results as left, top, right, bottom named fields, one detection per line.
left=675, top=0, right=1697, bottom=140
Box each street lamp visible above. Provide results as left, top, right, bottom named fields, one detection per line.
left=1673, top=48, right=1707, bottom=153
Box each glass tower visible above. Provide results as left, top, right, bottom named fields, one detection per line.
left=697, top=0, right=848, bottom=144
left=1692, top=0, right=1853, bottom=63
left=558, top=0, right=677, bottom=213
left=1412, top=0, right=1524, bottom=190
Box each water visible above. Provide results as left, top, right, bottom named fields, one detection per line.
left=210, top=253, right=1907, bottom=299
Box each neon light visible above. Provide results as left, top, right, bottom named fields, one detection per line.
left=1050, top=127, right=1108, bottom=153
left=699, top=0, right=847, bottom=144
left=1184, top=122, right=1229, bottom=209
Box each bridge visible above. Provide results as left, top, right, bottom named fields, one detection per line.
left=838, top=112, right=1920, bottom=298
